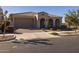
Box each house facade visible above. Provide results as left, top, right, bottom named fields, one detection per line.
left=0, top=7, right=5, bottom=28
left=0, top=7, right=4, bottom=21
left=10, top=12, right=62, bottom=29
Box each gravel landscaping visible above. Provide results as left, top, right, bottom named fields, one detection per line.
left=0, top=35, right=15, bottom=42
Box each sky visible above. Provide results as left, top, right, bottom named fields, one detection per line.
left=2, top=6, right=79, bottom=23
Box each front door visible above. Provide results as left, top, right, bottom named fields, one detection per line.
left=48, top=19, right=53, bottom=28
left=40, top=18, right=45, bottom=28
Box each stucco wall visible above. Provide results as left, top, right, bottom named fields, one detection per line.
left=10, top=12, right=62, bottom=29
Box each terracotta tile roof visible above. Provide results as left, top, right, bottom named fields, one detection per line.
left=11, top=12, right=37, bottom=15
left=10, top=12, right=62, bottom=18
left=48, top=14, right=62, bottom=18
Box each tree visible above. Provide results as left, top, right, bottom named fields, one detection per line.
left=0, top=21, right=10, bottom=33
left=65, top=10, right=79, bottom=32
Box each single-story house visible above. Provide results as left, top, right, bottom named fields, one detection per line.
left=0, top=7, right=4, bottom=21
left=10, top=12, right=62, bottom=29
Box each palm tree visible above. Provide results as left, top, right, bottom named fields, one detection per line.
left=65, top=10, right=79, bottom=32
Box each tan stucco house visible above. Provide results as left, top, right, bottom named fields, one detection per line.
left=0, top=7, right=5, bottom=27
left=10, top=12, right=62, bottom=29
left=0, top=7, right=4, bottom=21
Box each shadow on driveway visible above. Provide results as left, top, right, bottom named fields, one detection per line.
left=12, top=39, right=53, bottom=45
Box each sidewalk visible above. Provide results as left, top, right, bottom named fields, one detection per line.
left=47, top=30, right=79, bottom=36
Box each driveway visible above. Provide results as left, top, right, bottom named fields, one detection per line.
left=14, top=29, right=60, bottom=40
left=15, top=29, right=43, bottom=33
left=15, top=32, right=60, bottom=40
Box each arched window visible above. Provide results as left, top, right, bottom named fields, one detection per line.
left=40, top=18, right=45, bottom=28
left=55, top=19, right=60, bottom=28
left=48, top=19, right=53, bottom=28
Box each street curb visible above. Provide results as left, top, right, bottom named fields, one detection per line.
left=0, top=35, right=16, bottom=42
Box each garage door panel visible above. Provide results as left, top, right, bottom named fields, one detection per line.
left=14, top=18, right=34, bottom=28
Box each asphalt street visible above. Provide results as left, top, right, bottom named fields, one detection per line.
left=0, top=36, right=79, bottom=53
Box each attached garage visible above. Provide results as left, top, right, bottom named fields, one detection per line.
left=14, top=17, right=35, bottom=28
left=11, top=14, right=36, bottom=29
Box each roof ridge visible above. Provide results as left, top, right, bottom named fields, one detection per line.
left=48, top=14, right=62, bottom=17
left=11, top=12, right=37, bottom=15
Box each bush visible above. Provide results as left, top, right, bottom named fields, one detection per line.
left=6, top=27, right=14, bottom=33
left=0, top=21, right=10, bottom=33
left=43, top=30, right=48, bottom=32
left=61, top=25, right=67, bottom=29
left=56, top=29, right=61, bottom=31
left=50, top=32, right=59, bottom=35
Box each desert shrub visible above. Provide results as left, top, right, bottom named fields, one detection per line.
left=43, top=30, right=48, bottom=32
left=0, top=21, right=10, bottom=33
left=56, top=29, right=61, bottom=31
left=50, top=32, right=59, bottom=35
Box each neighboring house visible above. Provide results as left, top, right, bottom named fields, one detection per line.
left=0, top=7, right=4, bottom=21
left=10, top=12, right=62, bottom=29
left=0, top=7, right=4, bottom=28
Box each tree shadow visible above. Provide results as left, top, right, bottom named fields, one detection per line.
left=12, top=39, right=53, bottom=45
left=24, top=39, right=53, bottom=45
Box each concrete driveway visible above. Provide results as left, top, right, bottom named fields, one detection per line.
left=15, top=29, right=43, bottom=33
left=15, top=32, right=60, bottom=40
left=14, top=29, right=60, bottom=40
